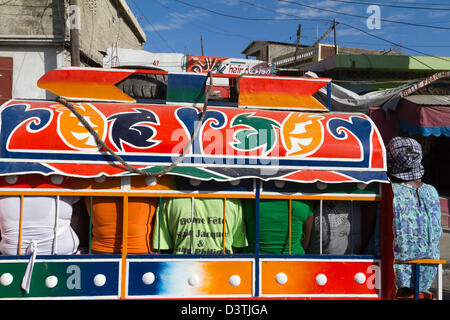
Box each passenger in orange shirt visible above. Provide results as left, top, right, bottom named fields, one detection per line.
left=84, top=197, right=158, bottom=254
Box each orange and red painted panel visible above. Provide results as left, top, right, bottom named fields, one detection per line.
left=238, top=76, right=330, bottom=111
left=127, top=259, right=254, bottom=298
left=0, top=100, right=387, bottom=183
left=260, top=259, right=381, bottom=299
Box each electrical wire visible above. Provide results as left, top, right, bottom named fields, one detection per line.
left=278, top=0, right=450, bottom=30
left=354, top=0, right=450, bottom=7
left=153, top=0, right=254, bottom=41
left=338, top=21, right=450, bottom=62
left=130, top=0, right=177, bottom=52
left=325, top=0, right=450, bottom=11
left=173, top=0, right=327, bottom=22
left=241, top=1, right=450, bottom=62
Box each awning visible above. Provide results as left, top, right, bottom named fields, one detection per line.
left=397, top=95, right=450, bottom=137
left=0, top=100, right=388, bottom=184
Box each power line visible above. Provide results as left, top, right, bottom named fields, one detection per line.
left=170, top=1, right=450, bottom=63
left=278, top=0, right=450, bottom=30
left=173, top=0, right=327, bottom=22
left=242, top=1, right=450, bottom=62
left=153, top=0, right=254, bottom=41
left=129, top=0, right=176, bottom=52
left=337, top=21, right=450, bottom=62
left=357, top=0, right=450, bottom=7
left=325, top=0, right=450, bottom=11
left=241, top=0, right=333, bottom=23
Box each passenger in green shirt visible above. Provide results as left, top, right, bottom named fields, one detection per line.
left=153, top=197, right=248, bottom=254
left=242, top=199, right=314, bottom=254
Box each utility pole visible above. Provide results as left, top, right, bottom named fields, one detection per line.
left=296, top=24, right=301, bottom=47
left=69, top=0, right=81, bottom=66
left=333, top=19, right=338, bottom=55
left=312, top=21, right=340, bottom=48
left=295, top=24, right=301, bottom=64
left=200, top=35, right=204, bottom=56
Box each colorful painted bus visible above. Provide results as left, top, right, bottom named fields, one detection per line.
left=0, top=67, right=444, bottom=300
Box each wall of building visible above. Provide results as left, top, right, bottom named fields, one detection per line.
left=78, top=0, right=145, bottom=65
left=0, top=0, right=146, bottom=99
left=266, top=44, right=297, bottom=62
left=0, top=46, right=66, bottom=99
left=0, top=0, right=65, bottom=40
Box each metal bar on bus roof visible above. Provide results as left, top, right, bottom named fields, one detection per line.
left=319, top=200, right=323, bottom=255
left=289, top=199, right=292, bottom=255
left=120, top=194, right=129, bottom=299
left=53, top=195, right=60, bottom=255
left=17, top=195, right=24, bottom=255
left=414, top=264, right=420, bottom=300
left=190, top=197, right=194, bottom=254
left=255, top=179, right=261, bottom=297
left=327, top=81, right=332, bottom=111
left=223, top=198, right=227, bottom=254
left=88, top=196, right=93, bottom=254
left=438, top=263, right=443, bottom=300
left=350, top=200, right=354, bottom=255
left=157, top=197, right=162, bottom=255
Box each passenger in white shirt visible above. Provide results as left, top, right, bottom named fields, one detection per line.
left=0, top=196, right=81, bottom=255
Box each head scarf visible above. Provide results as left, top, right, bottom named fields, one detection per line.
left=386, top=137, right=424, bottom=181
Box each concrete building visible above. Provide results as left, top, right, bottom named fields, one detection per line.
left=301, top=54, right=450, bottom=94
left=242, top=40, right=308, bottom=64
left=0, top=0, right=146, bottom=102
left=241, top=40, right=404, bottom=78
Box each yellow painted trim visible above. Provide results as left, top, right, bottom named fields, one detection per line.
left=395, top=259, right=447, bottom=265
left=0, top=190, right=380, bottom=201
left=260, top=194, right=380, bottom=201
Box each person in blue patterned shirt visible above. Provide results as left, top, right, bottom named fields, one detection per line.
left=387, top=136, right=442, bottom=299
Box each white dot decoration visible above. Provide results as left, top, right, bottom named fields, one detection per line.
left=95, top=176, right=106, bottom=183
left=5, top=175, right=17, bottom=185
left=354, top=272, right=366, bottom=284
left=93, top=274, right=106, bottom=287
left=316, top=182, right=328, bottom=190
left=275, top=272, right=288, bottom=285
left=0, top=273, right=13, bottom=286
left=145, top=176, right=157, bottom=186
left=188, top=274, right=200, bottom=287
left=274, top=180, right=286, bottom=189
left=356, top=182, right=367, bottom=190
left=229, top=275, right=241, bottom=287
left=45, top=275, right=58, bottom=288
left=315, top=273, right=327, bottom=286
left=230, top=179, right=240, bottom=186
left=190, top=179, right=201, bottom=186
left=51, top=175, right=64, bottom=185
left=142, top=272, right=155, bottom=285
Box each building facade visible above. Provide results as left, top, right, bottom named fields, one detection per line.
left=0, top=0, right=146, bottom=101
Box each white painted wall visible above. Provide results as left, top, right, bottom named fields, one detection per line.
left=0, top=45, right=66, bottom=100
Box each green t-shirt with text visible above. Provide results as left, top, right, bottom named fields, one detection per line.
left=153, top=198, right=248, bottom=254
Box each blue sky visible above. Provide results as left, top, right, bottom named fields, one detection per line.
left=127, top=0, right=450, bottom=59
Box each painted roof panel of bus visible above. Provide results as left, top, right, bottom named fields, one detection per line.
left=0, top=100, right=387, bottom=183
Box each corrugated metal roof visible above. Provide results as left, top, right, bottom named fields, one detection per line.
left=404, top=95, right=450, bottom=106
